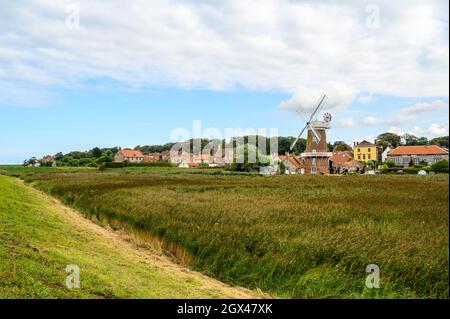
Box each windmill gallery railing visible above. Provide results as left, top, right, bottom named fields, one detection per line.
left=300, top=152, right=333, bottom=158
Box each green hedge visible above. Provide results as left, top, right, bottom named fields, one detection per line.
left=102, top=161, right=173, bottom=168
left=380, top=166, right=447, bottom=174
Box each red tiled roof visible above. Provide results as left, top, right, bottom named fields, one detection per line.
left=343, top=160, right=362, bottom=168
left=388, top=145, right=448, bottom=156
left=330, top=151, right=353, bottom=165
left=120, top=150, right=144, bottom=158
left=280, top=155, right=305, bottom=169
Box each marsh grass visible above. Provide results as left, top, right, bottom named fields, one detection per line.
left=2, top=166, right=448, bottom=298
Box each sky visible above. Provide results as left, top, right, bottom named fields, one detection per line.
left=0, top=0, right=449, bottom=164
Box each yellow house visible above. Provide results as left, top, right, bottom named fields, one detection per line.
left=353, top=140, right=382, bottom=162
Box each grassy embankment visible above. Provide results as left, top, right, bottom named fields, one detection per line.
left=0, top=173, right=259, bottom=298
left=1, top=166, right=448, bottom=298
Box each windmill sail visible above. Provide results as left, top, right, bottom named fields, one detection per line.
left=290, top=94, right=328, bottom=151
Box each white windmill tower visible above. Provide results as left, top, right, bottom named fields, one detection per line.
left=290, top=94, right=333, bottom=174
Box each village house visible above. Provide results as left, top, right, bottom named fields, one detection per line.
left=343, top=160, right=362, bottom=173
left=40, top=155, right=57, bottom=167
left=386, top=145, right=449, bottom=167
left=178, top=155, right=199, bottom=168
left=278, top=154, right=306, bottom=174
left=114, top=149, right=145, bottom=163
left=160, top=150, right=171, bottom=161
left=143, top=152, right=161, bottom=162
left=353, top=140, right=382, bottom=162
left=329, top=151, right=353, bottom=174
left=193, top=154, right=212, bottom=164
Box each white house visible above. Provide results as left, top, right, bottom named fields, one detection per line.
left=386, top=145, right=449, bottom=167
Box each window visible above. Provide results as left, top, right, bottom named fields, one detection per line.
left=368, top=148, right=371, bottom=152
left=358, top=155, right=361, bottom=160
left=358, top=148, right=361, bottom=152
left=363, top=154, right=366, bottom=160
left=368, top=154, right=371, bottom=160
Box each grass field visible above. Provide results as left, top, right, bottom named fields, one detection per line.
left=0, top=173, right=260, bottom=298
left=1, top=166, right=448, bottom=298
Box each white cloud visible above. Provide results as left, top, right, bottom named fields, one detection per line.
left=277, top=83, right=355, bottom=116
left=389, top=123, right=448, bottom=137
left=336, top=117, right=357, bottom=128
left=427, top=123, right=449, bottom=135
left=388, top=127, right=406, bottom=136
left=363, top=116, right=383, bottom=126
left=359, top=99, right=448, bottom=128
left=358, top=94, right=373, bottom=105
left=398, top=100, right=447, bottom=115
left=0, top=0, right=448, bottom=106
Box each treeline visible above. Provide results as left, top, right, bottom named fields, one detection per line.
left=136, top=136, right=310, bottom=155
left=24, top=147, right=120, bottom=167
left=23, top=133, right=449, bottom=168
left=375, top=133, right=448, bottom=149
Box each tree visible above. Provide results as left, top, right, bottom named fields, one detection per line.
left=227, top=144, right=269, bottom=172
left=376, top=132, right=401, bottom=148
left=23, top=157, right=37, bottom=166
left=403, top=134, right=418, bottom=146
left=278, top=137, right=306, bottom=155
left=91, top=147, right=102, bottom=158
left=431, top=159, right=449, bottom=173
left=403, top=134, right=428, bottom=146
left=416, top=137, right=429, bottom=145
left=385, top=160, right=396, bottom=168
left=430, top=136, right=449, bottom=148
left=54, top=152, right=63, bottom=160
left=333, top=141, right=352, bottom=152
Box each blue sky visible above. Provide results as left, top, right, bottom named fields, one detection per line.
left=0, top=1, right=449, bottom=163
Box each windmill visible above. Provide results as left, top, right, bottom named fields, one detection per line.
left=290, top=93, right=328, bottom=151
left=290, top=93, right=333, bottom=174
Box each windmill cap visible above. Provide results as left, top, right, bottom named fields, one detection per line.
left=309, top=120, right=330, bottom=129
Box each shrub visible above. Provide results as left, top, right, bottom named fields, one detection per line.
left=431, top=159, right=449, bottom=173
left=385, top=160, right=396, bottom=168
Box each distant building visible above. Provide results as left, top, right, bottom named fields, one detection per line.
left=160, top=150, right=171, bottom=161
left=259, top=164, right=280, bottom=175
left=386, top=145, right=449, bottom=167
left=193, top=154, right=211, bottom=164
left=143, top=152, right=161, bottom=162
left=40, top=155, right=57, bottom=167
left=342, top=160, right=362, bottom=173
left=178, top=156, right=199, bottom=168
left=114, top=150, right=145, bottom=163
left=278, top=154, right=306, bottom=174
left=329, top=151, right=354, bottom=174
left=381, top=146, right=391, bottom=162
left=353, top=140, right=382, bottom=162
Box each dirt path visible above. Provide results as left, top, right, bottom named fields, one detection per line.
left=17, top=178, right=266, bottom=299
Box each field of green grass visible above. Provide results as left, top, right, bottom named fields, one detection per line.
left=1, top=166, right=448, bottom=298
left=0, top=173, right=259, bottom=298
